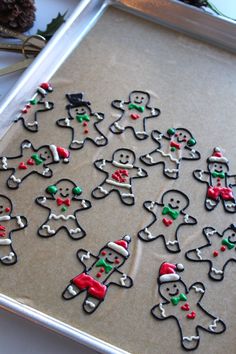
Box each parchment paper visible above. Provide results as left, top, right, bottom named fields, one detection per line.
left=0, top=7, right=236, bottom=354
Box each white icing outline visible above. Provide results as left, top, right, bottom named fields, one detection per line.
left=68, top=285, right=77, bottom=296
left=120, top=273, right=127, bottom=286
left=98, top=186, right=108, bottom=195
left=106, top=179, right=131, bottom=189
left=196, top=248, right=202, bottom=260
left=85, top=300, right=96, bottom=308
left=2, top=157, right=7, bottom=170
left=206, top=199, right=217, bottom=206
left=27, top=121, right=38, bottom=126
left=95, top=136, right=105, bottom=142
left=114, top=122, right=124, bottom=131
left=16, top=216, right=24, bottom=228
left=136, top=131, right=147, bottom=136
left=148, top=201, right=155, bottom=210
left=166, top=240, right=179, bottom=245
left=94, top=112, right=103, bottom=120
left=81, top=200, right=88, bottom=208
left=112, top=160, right=133, bottom=169
left=81, top=252, right=90, bottom=262
left=1, top=252, right=14, bottom=260
left=10, top=175, right=21, bottom=183
left=209, top=317, right=219, bottom=331
left=49, top=144, right=59, bottom=162
left=184, top=214, right=189, bottom=223
left=198, top=170, right=204, bottom=180
left=145, top=154, right=154, bottom=163
left=22, top=142, right=31, bottom=149
left=0, top=239, right=12, bottom=245
left=69, top=228, right=81, bottom=234
left=0, top=216, right=11, bottom=221
left=99, top=160, right=106, bottom=169
left=156, top=149, right=179, bottom=163
left=183, top=336, right=200, bottom=342
left=159, top=303, right=166, bottom=318
left=144, top=228, right=155, bottom=240
left=211, top=267, right=223, bottom=274
left=205, top=228, right=216, bottom=237
left=121, top=193, right=134, bottom=198
left=71, top=139, right=83, bottom=145
left=192, top=285, right=204, bottom=294
left=164, top=168, right=178, bottom=174
left=65, top=118, right=70, bottom=126
left=137, top=168, right=144, bottom=176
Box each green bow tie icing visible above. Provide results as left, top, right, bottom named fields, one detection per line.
left=96, top=258, right=113, bottom=273
left=222, top=238, right=235, bottom=250
left=171, top=293, right=187, bottom=305
left=76, top=114, right=90, bottom=123
left=31, top=154, right=43, bottom=165
left=162, top=206, right=180, bottom=220
left=128, top=103, right=145, bottom=112
left=211, top=171, right=225, bottom=178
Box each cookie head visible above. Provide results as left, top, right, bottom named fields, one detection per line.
left=46, top=179, right=82, bottom=199
left=129, top=91, right=150, bottom=106
left=0, top=195, right=12, bottom=215
left=38, top=146, right=54, bottom=163
left=159, top=280, right=187, bottom=301
left=68, top=105, right=91, bottom=120
left=208, top=162, right=229, bottom=174
left=224, top=224, right=236, bottom=244
left=99, top=235, right=131, bottom=268
left=162, top=190, right=189, bottom=211
left=167, top=128, right=196, bottom=147
left=158, top=262, right=186, bottom=301
left=207, top=147, right=229, bottom=172
left=112, top=149, right=136, bottom=166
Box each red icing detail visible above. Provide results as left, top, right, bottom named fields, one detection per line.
left=27, top=158, right=34, bottom=165
left=130, top=113, right=140, bottom=120
left=96, top=272, right=102, bottom=278
left=57, top=146, right=69, bottom=159
left=221, top=246, right=226, bottom=252
left=0, top=232, right=6, bottom=237
left=26, top=104, right=31, bottom=109
left=56, top=198, right=71, bottom=206
left=0, top=225, right=6, bottom=231
left=84, top=129, right=89, bottom=134
left=114, top=240, right=128, bottom=249
left=213, top=250, right=219, bottom=257
left=22, top=108, right=28, bottom=114
left=72, top=273, right=107, bottom=300
left=174, top=133, right=179, bottom=137
left=181, top=303, right=190, bottom=311
left=83, top=122, right=88, bottom=127
left=215, top=152, right=222, bottom=158
left=18, top=162, right=27, bottom=170
left=187, top=311, right=196, bottom=319
left=115, top=259, right=120, bottom=264
left=162, top=218, right=173, bottom=227
left=207, top=186, right=234, bottom=201
left=183, top=138, right=187, bottom=142
left=40, top=82, right=50, bottom=90
left=112, top=169, right=129, bottom=183
left=217, top=178, right=221, bottom=182
left=217, top=183, right=221, bottom=187
left=101, top=251, right=106, bottom=256
left=170, top=141, right=181, bottom=150
left=5, top=207, right=10, bottom=212
left=159, top=263, right=177, bottom=276
left=100, top=268, right=105, bottom=273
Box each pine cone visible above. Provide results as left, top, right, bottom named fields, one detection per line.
left=0, top=0, right=36, bottom=32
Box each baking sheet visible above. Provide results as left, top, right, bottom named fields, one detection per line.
left=0, top=5, right=236, bottom=354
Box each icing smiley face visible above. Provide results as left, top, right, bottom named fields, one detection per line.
left=0, top=196, right=12, bottom=215
left=159, top=280, right=187, bottom=302
left=112, top=149, right=136, bottom=166
left=129, top=91, right=150, bottom=106
left=161, top=190, right=189, bottom=212
left=99, top=247, right=126, bottom=268
left=68, top=105, right=91, bottom=120
left=46, top=179, right=82, bottom=199
left=38, top=146, right=54, bottom=164
left=208, top=162, right=229, bottom=174
left=224, top=226, right=236, bottom=244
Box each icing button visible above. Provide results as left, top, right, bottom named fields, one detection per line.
left=213, top=250, right=219, bottom=257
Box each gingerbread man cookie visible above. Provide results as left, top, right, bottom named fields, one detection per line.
left=62, top=235, right=133, bottom=314
left=92, top=148, right=148, bottom=206
left=186, top=224, right=236, bottom=281
left=15, top=83, right=54, bottom=133
left=36, top=178, right=91, bottom=239
left=151, top=262, right=226, bottom=351
left=0, top=140, right=70, bottom=189
left=109, top=90, right=160, bottom=140
left=56, top=93, right=108, bottom=150
left=0, top=195, right=27, bottom=265
left=140, top=128, right=200, bottom=179
left=138, top=190, right=197, bottom=253
left=193, top=147, right=236, bottom=213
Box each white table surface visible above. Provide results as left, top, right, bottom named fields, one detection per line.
left=0, top=1, right=235, bottom=353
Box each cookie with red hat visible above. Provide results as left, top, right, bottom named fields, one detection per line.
left=0, top=140, right=70, bottom=189
left=193, top=147, right=236, bottom=213
left=15, top=82, right=54, bottom=133
left=151, top=262, right=226, bottom=351
left=62, top=235, right=133, bottom=314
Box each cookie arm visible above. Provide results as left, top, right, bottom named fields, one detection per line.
left=182, top=213, right=197, bottom=225
left=182, top=146, right=201, bottom=161
left=56, top=117, right=72, bottom=128
left=35, top=196, right=54, bottom=209
left=73, top=199, right=92, bottom=211
left=143, top=200, right=160, bottom=215
left=131, top=166, right=148, bottom=179
left=10, top=215, right=28, bottom=231
left=228, top=174, right=236, bottom=186
left=151, top=302, right=171, bottom=320
left=76, top=249, right=98, bottom=270
left=112, top=99, right=125, bottom=110
left=151, top=130, right=167, bottom=143
left=193, top=169, right=210, bottom=183
left=92, top=112, right=105, bottom=122
left=107, top=269, right=133, bottom=288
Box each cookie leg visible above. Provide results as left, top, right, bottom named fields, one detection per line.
left=205, top=197, right=219, bottom=211
left=181, top=334, right=200, bottom=351
left=138, top=223, right=159, bottom=242
left=38, top=221, right=56, bottom=237
left=140, top=150, right=161, bottom=165
left=206, top=317, right=226, bottom=334
left=209, top=266, right=224, bottom=281
left=66, top=219, right=85, bottom=240
left=109, top=119, right=125, bottom=134
left=0, top=245, right=17, bottom=265
left=83, top=295, right=103, bottom=314
left=92, top=182, right=112, bottom=199
left=62, top=283, right=81, bottom=300
left=165, top=237, right=180, bottom=253
left=69, top=135, right=84, bottom=150
left=163, top=161, right=179, bottom=179
left=87, top=127, right=107, bottom=147
left=119, top=188, right=135, bottom=206
left=223, top=199, right=236, bottom=213
left=132, top=120, right=148, bottom=140
left=7, top=174, right=21, bottom=189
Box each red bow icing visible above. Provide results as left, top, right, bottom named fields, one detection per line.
left=170, top=141, right=181, bottom=150
left=56, top=198, right=71, bottom=206
left=112, top=169, right=129, bottom=183
left=0, top=225, right=6, bottom=237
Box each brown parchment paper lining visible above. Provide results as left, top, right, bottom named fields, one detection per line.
left=0, top=7, right=236, bottom=354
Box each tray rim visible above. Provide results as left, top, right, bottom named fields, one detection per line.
left=0, top=0, right=235, bottom=352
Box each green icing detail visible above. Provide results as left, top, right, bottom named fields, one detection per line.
left=222, top=238, right=234, bottom=250
left=73, top=186, right=82, bottom=195
left=211, top=171, right=225, bottom=178
left=61, top=206, right=67, bottom=212
left=162, top=205, right=179, bottom=220
left=171, top=293, right=187, bottom=305
left=46, top=185, right=58, bottom=194
left=31, top=153, right=43, bottom=165
left=171, top=147, right=176, bottom=152
left=187, top=138, right=196, bottom=147
left=128, top=103, right=145, bottom=112
left=76, top=114, right=90, bottom=123
left=30, top=98, right=38, bottom=105
left=167, top=128, right=175, bottom=136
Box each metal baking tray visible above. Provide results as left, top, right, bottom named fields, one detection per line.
left=0, top=1, right=235, bottom=353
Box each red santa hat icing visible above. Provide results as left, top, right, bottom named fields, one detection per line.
left=37, top=82, right=53, bottom=95
left=49, top=145, right=70, bottom=163
left=159, top=262, right=184, bottom=283
left=107, top=235, right=131, bottom=258
left=208, top=147, right=228, bottom=164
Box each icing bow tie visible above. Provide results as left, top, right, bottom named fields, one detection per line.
left=96, top=258, right=113, bottom=273
left=76, top=114, right=90, bottom=123
left=211, top=171, right=225, bottom=178
left=222, top=238, right=235, bottom=250
left=171, top=293, right=187, bottom=305
left=56, top=198, right=71, bottom=206
left=31, top=153, right=43, bottom=165
left=128, top=103, right=145, bottom=112
left=162, top=206, right=180, bottom=220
